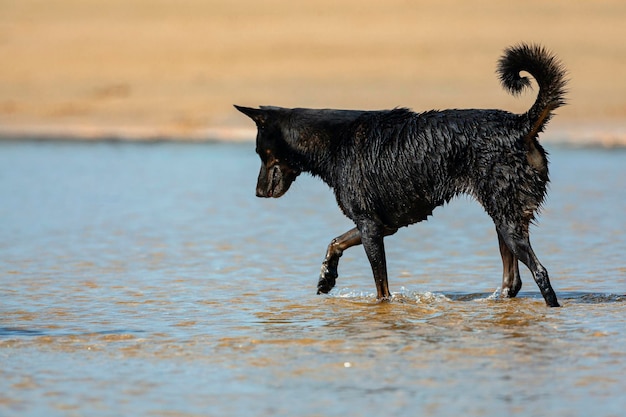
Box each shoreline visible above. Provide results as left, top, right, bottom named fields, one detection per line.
left=1, top=121, right=625, bottom=148
left=0, top=124, right=256, bottom=143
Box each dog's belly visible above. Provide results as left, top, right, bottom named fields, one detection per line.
left=379, top=197, right=436, bottom=228
left=336, top=182, right=440, bottom=229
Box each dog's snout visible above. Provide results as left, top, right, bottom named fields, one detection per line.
left=255, top=163, right=298, bottom=199
left=256, top=164, right=277, bottom=198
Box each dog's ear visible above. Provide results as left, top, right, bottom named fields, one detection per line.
left=234, top=105, right=267, bottom=124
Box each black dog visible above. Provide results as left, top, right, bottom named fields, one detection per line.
left=236, top=43, right=567, bottom=307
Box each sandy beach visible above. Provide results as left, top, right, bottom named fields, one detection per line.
left=1, top=0, right=625, bottom=145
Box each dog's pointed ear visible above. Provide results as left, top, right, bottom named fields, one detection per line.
left=234, top=105, right=266, bottom=124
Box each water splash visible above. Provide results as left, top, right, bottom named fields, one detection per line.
left=330, top=287, right=451, bottom=304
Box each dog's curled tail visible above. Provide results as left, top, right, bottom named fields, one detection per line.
left=497, top=43, right=568, bottom=140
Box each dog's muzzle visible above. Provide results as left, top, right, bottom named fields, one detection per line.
left=256, top=163, right=299, bottom=198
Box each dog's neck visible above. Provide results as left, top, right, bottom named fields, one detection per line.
left=283, top=107, right=414, bottom=188
left=283, top=111, right=358, bottom=186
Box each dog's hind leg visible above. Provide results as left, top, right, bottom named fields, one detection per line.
left=318, top=228, right=362, bottom=294
left=497, top=224, right=559, bottom=307
left=497, top=229, right=522, bottom=298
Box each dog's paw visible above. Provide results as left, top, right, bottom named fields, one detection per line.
left=316, top=279, right=335, bottom=294
left=317, top=263, right=337, bottom=294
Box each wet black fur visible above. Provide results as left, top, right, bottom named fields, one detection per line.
left=236, top=43, right=567, bottom=307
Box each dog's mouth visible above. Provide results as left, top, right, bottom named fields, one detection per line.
left=256, top=164, right=299, bottom=198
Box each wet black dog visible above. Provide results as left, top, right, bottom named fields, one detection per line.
left=236, top=43, right=567, bottom=307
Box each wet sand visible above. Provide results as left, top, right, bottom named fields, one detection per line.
left=1, top=0, right=625, bottom=145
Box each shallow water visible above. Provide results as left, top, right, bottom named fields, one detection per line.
left=0, top=141, right=624, bottom=417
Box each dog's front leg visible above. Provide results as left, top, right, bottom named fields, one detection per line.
left=318, top=228, right=362, bottom=294
left=358, top=220, right=392, bottom=300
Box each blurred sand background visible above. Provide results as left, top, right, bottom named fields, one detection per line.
left=1, top=0, right=625, bottom=145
